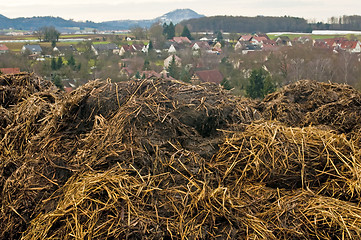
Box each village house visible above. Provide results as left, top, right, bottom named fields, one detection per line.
left=91, top=43, right=119, bottom=55
left=238, top=35, right=253, bottom=42
left=21, top=44, right=42, bottom=55
left=191, top=42, right=211, bottom=51
left=254, top=33, right=270, bottom=40
left=210, top=42, right=222, bottom=54
left=294, top=36, right=312, bottom=44
left=234, top=41, right=243, bottom=51
left=132, top=43, right=147, bottom=53
left=119, top=45, right=136, bottom=56
left=241, top=44, right=262, bottom=54
left=164, top=55, right=182, bottom=68
left=313, top=37, right=347, bottom=50
left=191, top=69, right=223, bottom=84
left=250, top=36, right=269, bottom=46
left=313, top=38, right=361, bottom=53
left=53, top=45, right=77, bottom=55
left=0, top=44, right=9, bottom=54
left=261, top=39, right=279, bottom=51
left=168, top=44, right=178, bottom=54
left=172, top=37, right=191, bottom=44
left=119, top=66, right=134, bottom=78
left=275, top=36, right=293, bottom=46
left=62, top=79, right=77, bottom=93
left=339, top=41, right=361, bottom=53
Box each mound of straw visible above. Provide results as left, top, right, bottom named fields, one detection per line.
left=212, top=121, right=361, bottom=201
left=1, top=73, right=361, bottom=239
left=261, top=80, right=361, bottom=136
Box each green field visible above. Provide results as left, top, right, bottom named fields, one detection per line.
left=3, top=42, right=25, bottom=52
left=92, top=41, right=112, bottom=45
left=267, top=33, right=354, bottom=40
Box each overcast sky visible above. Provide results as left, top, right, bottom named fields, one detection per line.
left=1, top=0, right=360, bottom=23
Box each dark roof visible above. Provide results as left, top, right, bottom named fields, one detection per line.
left=245, top=44, right=262, bottom=50
left=93, top=43, right=119, bottom=51
left=195, top=69, right=223, bottom=84
left=132, top=44, right=145, bottom=51
left=54, top=45, right=77, bottom=52
left=23, top=44, right=42, bottom=53
left=121, top=45, right=135, bottom=52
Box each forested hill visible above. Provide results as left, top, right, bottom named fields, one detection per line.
left=0, top=9, right=204, bottom=32
left=182, top=16, right=311, bottom=33
left=182, top=15, right=361, bottom=33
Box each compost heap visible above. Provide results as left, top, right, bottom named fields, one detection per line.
left=1, top=73, right=361, bottom=240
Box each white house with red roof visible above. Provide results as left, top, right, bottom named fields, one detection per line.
left=119, top=45, right=136, bottom=56
left=239, top=35, right=253, bottom=42
left=339, top=41, right=361, bottom=53
left=191, top=42, right=211, bottom=51
left=250, top=36, right=269, bottom=46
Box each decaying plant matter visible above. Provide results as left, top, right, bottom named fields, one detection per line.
left=1, top=73, right=361, bottom=239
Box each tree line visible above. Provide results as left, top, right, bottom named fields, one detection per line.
left=182, top=15, right=361, bottom=33
left=182, top=16, right=311, bottom=33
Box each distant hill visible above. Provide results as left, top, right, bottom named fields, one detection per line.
left=0, top=9, right=205, bottom=32
left=103, top=9, right=204, bottom=30
left=155, top=9, right=205, bottom=24
left=0, top=15, right=101, bottom=32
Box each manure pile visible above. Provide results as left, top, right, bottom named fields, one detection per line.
left=1, top=73, right=361, bottom=239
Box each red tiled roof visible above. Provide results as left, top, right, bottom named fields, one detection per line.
left=239, top=35, right=253, bottom=41
left=172, top=37, right=191, bottom=44
left=122, top=45, right=135, bottom=52
left=252, top=36, right=268, bottom=43
left=262, top=44, right=279, bottom=51
left=340, top=41, right=358, bottom=49
left=0, top=68, right=20, bottom=74
left=194, top=69, right=223, bottom=84
left=64, top=87, right=73, bottom=93
left=262, top=39, right=277, bottom=45
left=0, top=44, right=9, bottom=51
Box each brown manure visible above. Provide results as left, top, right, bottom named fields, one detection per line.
left=0, top=73, right=56, bottom=108
left=260, top=190, right=361, bottom=240
left=212, top=121, right=361, bottom=201
left=261, top=80, right=361, bottom=135
left=2, top=73, right=361, bottom=239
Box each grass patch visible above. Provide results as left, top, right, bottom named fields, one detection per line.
left=155, top=60, right=164, bottom=66
left=59, top=34, right=94, bottom=39
left=93, top=41, right=111, bottom=45
left=267, top=33, right=351, bottom=41
left=4, top=42, right=25, bottom=52
left=311, top=35, right=347, bottom=39
left=268, top=33, right=311, bottom=40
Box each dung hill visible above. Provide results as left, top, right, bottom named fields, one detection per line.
left=1, top=73, right=361, bottom=239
